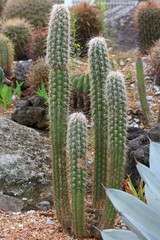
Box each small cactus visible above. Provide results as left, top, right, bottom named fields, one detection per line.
left=136, top=58, right=152, bottom=123
left=67, top=112, right=87, bottom=238
left=0, top=33, right=14, bottom=75
left=88, top=37, right=110, bottom=205
left=105, top=71, right=127, bottom=226
left=134, top=0, right=160, bottom=52
left=47, top=4, right=71, bottom=227
left=1, top=18, right=32, bottom=60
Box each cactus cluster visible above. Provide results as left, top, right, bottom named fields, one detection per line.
left=47, top=4, right=127, bottom=238
left=134, top=0, right=160, bottom=52
left=3, top=0, right=53, bottom=27
left=0, top=33, right=14, bottom=75
left=1, top=18, right=32, bottom=60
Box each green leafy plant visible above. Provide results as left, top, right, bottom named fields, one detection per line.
left=136, top=58, right=152, bottom=124
left=0, top=84, right=12, bottom=108
left=101, top=141, right=160, bottom=240
left=14, top=80, right=23, bottom=99
left=124, top=175, right=145, bottom=202
left=35, top=82, right=48, bottom=101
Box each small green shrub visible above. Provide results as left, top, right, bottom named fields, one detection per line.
left=71, top=2, right=104, bottom=56
left=0, top=84, right=12, bottom=108
left=1, top=18, right=32, bottom=60
left=35, top=81, right=48, bottom=101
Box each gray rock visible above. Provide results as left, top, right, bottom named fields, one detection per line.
left=125, top=124, right=160, bottom=187
left=105, top=6, right=138, bottom=51
left=12, top=95, right=49, bottom=129
left=37, top=201, right=51, bottom=211
left=0, top=193, right=24, bottom=212
left=0, top=116, right=52, bottom=210
left=46, top=219, right=55, bottom=225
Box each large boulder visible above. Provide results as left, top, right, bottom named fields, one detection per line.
left=125, top=124, right=160, bottom=187
left=0, top=116, right=52, bottom=211
left=12, top=95, right=49, bottom=129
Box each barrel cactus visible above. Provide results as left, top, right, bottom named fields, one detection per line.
left=134, top=0, right=160, bottom=52
left=3, top=0, right=52, bottom=27
left=1, top=18, right=32, bottom=60
left=0, top=33, right=14, bottom=75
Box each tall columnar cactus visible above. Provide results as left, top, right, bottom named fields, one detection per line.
left=0, top=67, right=4, bottom=87
left=46, top=4, right=71, bottom=227
left=0, top=34, right=14, bottom=75
left=67, top=112, right=87, bottom=238
left=136, top=58, right=152, bottom=123
left=88, top=37, right=110, bottom=205
left=105, top=71, right=127, bottom=226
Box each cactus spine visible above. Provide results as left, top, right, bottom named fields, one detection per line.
left=136, top=58, right=152, bottom=123
left=88, top=37, right=109, bottom=205
left=67, top=112, right=87, bottom=238
left=46, top=4, right=70, bottom=226
left=105, top=71, right=127, bottom=226
left=0, top=34, right=14, bottom=75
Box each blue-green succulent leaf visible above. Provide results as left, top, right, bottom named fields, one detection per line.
left=101, top=229, right=140, bottom=240
left=149, top=142, right=160, bottom=177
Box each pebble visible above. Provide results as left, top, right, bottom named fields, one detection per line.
left=12, top=212, right=21, bottom=215
left=134, top=119, right=140, bottom=123
left=133, top=123, right=139, bottom=128
left=155, top=91, right=160, bottom=95
left=119, top=60, right=125, bottom=66
left=146, top=96, right=153, bottom=101
left=22, top=198, right=27, bottom=201
left=136, top=101, right=141, bottom=107
left=131, top=62, right=136, bottom=66
left=127, top=116, right=132, bottom=121
left=46, top=219, right=55, bottom=225
left=130, top=84, right=135, bottom=88
left=126, top=58, right=131, bottom=61
left=18, top=224, right=23, bottom=228
left=27, top=210, right=35, bottom=214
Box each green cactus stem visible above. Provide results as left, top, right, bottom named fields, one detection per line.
left=0, top=67, right=4, bottom=87
left=136, top=58, right=152, bottom=124
left=105, top=71, right=127, bottom=227
left=0, top=33, right=14, bottom=75
left=88, top=37, right=110, bottom=205
left=47, top=4, right=71, bottom=227
left=67, top=112, right=87, bottom=238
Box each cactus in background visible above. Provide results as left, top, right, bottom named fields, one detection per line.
left=3, top=0, right=52, bottom=27
left=46, top=4, right=71, bottom=227
left=105, top=71, right=127, bottom=226
left=134, top=0, right=160, bottom=52
left=1, top=18, right=32, bottom=60
left=67, top=112, right=87, bottom=238
left=88, top=37, right=110, bottom=205
left=149, top=39, right=160, bottom=85
left=136, top=58, right=152, bottom=123
left=70, top=72, right=90, bottom=113
left=0, top=67, right=4, bottom=87
left=0, top=33, right=14, bottom=75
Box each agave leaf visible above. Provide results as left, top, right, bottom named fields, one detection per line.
left=149, top=142, right=160, bottom=177
left=105, top=188, right=160, bottom=239
left=120, top=212, right=159, bottom=240
left=101, top=229, right=140, bottom=240
left=145, top=185, right=160, bottom=214
left=136, top=162, right=160, bottom=202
